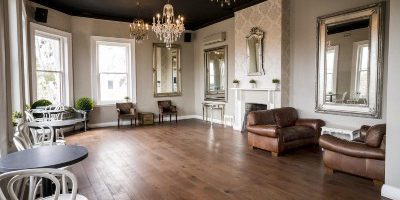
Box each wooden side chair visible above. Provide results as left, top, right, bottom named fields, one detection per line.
left=116, top=102, right=137, bottom=127
left=157, top=100, right=178, bottom=123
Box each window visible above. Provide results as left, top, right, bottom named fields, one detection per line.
left=91, top=36, right=136, bottom=105
left=355, top=42, right=369, bottom=98
left=325, top=45, right=339, bottom=94
left=30, top=23, right=72, bottom=106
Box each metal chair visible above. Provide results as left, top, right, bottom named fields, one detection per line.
left=0, top=168, right=88, bottom=200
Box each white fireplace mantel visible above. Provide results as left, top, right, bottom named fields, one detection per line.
left=230, top=87, right=280, bottom=131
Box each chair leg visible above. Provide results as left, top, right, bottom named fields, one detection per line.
left=176, top=114, right=178, bottom=123
left=325, top=167, right=334, bottom=175
left=373, top=179, right=383, bottom=186
left=271, top=152, right=279, bottom=157
left=135, top=118, right=137, bottom=126
left=118, top=119, right=120, bottom=128
left=170, top=114, right=172, bottom=122
left=131, top=119, right=133, bottom=126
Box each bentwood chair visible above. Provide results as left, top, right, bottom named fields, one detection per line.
left=0, top=168, right=88, bottom=200
left=157, top=100, right=178, bottom=123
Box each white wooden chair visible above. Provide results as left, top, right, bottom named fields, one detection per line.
left=0, top=168, right=88, bottom=200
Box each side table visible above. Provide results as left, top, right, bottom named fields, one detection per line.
left=138, top=112, right=155, bottom=125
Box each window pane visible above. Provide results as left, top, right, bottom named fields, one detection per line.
left=98, top=44, right=128, bottom=73
left=358, top=71, right=368, bottom=97
left=36, top=71, right=61, bottom=104
left=35, top=35, right=61, bottom=71
left=361, top=46, right=369, bottom=70
left=99, top=74, right=128, bottom=102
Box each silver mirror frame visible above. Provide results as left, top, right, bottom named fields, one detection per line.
left=204, top=46, right=228, bottom=102
left=315, top=2, right=385, bottom=118
left=246, top=27, right=264, bottom=76
left=153, top=43, right=182, bottom=97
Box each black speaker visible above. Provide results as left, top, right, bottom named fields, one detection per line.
left=184, top=33, right=192, bottom=42
left=35, top=8, right=48, bottom=23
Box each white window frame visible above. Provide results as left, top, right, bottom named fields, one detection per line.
left=30, top=23, right=73, bottom=106
left=353, top=40, right=370, bottom=98
left=91, top=36, right=136, bottom=106
left=325, top=45, right=339, bottom=94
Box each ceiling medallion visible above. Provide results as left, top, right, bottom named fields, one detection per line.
left=152, top=1, right=185, bottom=48
left=129, top=1, right=149, bottom=43
left=211, top=0, right=236, bottom=7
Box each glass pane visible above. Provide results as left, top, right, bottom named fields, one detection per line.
left=326, top=51, right=334, bottom=73
left=98, top=44, right=128, bottom=73
left=361, top=46, right=369, bottom=70
left=36, top=71, right=62, bottom=104
left=99, top=74, right=128, bottom=102
left=326, top=74, right=333, bottom=94
left=35, top=35, right=61, bottom=71
left=358, top=71, right=368, bottom=97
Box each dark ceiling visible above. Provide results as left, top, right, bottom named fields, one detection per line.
left=30, top=0, right=266, bottom=30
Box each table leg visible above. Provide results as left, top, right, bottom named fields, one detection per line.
left=52, top=127, right=57, bottom=143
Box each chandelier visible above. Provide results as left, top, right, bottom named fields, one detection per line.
left=211, top=0, right=236, bottom=7
left=129, top=2, right=149, bottom=42
left=152, top=1, right=185, bottom=48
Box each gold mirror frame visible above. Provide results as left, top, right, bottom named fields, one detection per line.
left=153, top=43, right=182, bottom=97
left=315, top=2, right=385, bottom=118
left=246, top=27, right=264, bottom=76
left=204, top=46, right=228, bottom=102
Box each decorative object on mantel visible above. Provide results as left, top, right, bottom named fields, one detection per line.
left=75, top=97, right=94, bottom=116
left=249, top=79, right=256, bottom=88
left=211, top=0, right=235, bottom=7
left=152, top=1, right=185, bottom=48
left=246, top=27, right=264, bottom=76
left=124, top=96, right=130, bottom=102
left=129, top=1, right=149, bottom=42
left=272, top=79, right=280, bottom=90
left=233, top=79, right=240, bottom=88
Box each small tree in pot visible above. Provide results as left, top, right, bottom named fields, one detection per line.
left=272, top=79, right=280, bottom=90
left=249, top=79, right=257, bottom=88
left=75, top=97, right=94, bottom=113
left=233, top=79, right=240, bottom=88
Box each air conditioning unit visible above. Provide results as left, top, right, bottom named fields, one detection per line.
left=203, top=32, right=226, bottom=45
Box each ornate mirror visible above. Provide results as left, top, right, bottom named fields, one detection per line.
left=316, top=3, right=384, bottom=118
left=204, top=46, right=228, bottom=102
left=153, top=43, right=182, bottom=97
left=246, top=27, right=264, bottom=76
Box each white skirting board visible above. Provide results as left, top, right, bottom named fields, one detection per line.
left=88, top=115, right=234, bottom=128
left=382, top=184, right=400, bottom=200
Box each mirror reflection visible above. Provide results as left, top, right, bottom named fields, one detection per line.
left=246, top=27, right=264, bottom=76
left=205, top=46, right=227, bottom=101
left=324, top=18, right=370, bottom=105
left=153, top=44, right=181, bottom=97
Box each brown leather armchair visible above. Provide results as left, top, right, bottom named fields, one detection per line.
left=247, top=107, right=325, bottom=156
left=116, top=103, right=137, bottom=127
left=157, top=100, right=177, bottom=123
left=319, top=124, right=386, bottom=183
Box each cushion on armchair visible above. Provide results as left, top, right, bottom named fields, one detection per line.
left=273, top=107, right=298, bottom=128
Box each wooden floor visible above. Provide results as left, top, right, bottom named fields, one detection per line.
left=66, top=119, right=382, bottom=200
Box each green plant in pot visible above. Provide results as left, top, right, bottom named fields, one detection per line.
left=31, top=99, right=52, bottom=109
left=12, top=111, right=23, bottom=127
left=249, top=79, right=257, bottom=88
left=124, top=96, right=130, bottom=102
left=272, top=79, right=280, bottom=90
left=233, top=79, right=240, bottom=88
left=75, top=97, right=94, bottom=113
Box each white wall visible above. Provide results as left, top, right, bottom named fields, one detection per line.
left=193, top=18, right=235, bottom=118
left=289, top=0, right=387, bottom=129
left=383, top=0, right=400, bottom=198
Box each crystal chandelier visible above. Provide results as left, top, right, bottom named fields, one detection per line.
left=152, top=1, right=185, bottom=48
left=129, top=2, right=149, bottom=43
left=211, top=0, right=236, bottom=7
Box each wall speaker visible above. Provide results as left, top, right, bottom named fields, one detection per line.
left=184, top=33, right=192, bottom=42
left=35, top=8, right=48, bottom=23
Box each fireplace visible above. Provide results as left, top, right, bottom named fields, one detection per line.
left=241, top=103, right=268, bottom=133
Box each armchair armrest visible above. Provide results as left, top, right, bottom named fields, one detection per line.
left=116, top=108, right=121, bottom=114
left=247, top=125, right=280, bottom=138
left=295, top=118, right=325, bottom=132
left=130, top=108, right=137, bottom=115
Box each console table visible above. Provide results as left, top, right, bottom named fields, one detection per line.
left=202, top=102, right=225, bottom=124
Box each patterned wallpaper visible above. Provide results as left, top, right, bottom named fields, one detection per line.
left=234, top=0, right=290, bottom=107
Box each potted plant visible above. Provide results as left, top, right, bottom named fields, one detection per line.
left=272, top=79, right=280, bottom=90
left=249, top=79, right=257, bottom=88
left=31, top=99, right=52, bottom=109
left=124, top=96, right=130, bottom=102
left=75, top=97, right=94, bottom=115
left=233, top=79, right=240, bottom=88
left=12, top=111, right=23, bottom=127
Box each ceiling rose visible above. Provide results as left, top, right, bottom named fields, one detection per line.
left=152, top=1, right=185, bottom=48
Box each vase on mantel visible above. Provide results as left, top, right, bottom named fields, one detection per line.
left=274, top=83, right=280, bottom=90
left=250, top=83, right=257, bottom=89
left=233, top=83, right=239, bottom=88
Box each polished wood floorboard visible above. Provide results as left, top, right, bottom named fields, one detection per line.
left=66, top=119, right=382, bottom=200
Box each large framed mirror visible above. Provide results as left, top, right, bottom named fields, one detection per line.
left=153, top=43, right=182, bottom=97
left=246, top=27, right=264, bottom=76
left=316, top=3, right=384, bottom=118
left=204, top=46, right=228, bottom=102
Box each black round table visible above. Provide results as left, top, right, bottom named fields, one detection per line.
left=0, top=145, right=88, bottom=197
left=0, top=145, right=88, bottom=172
